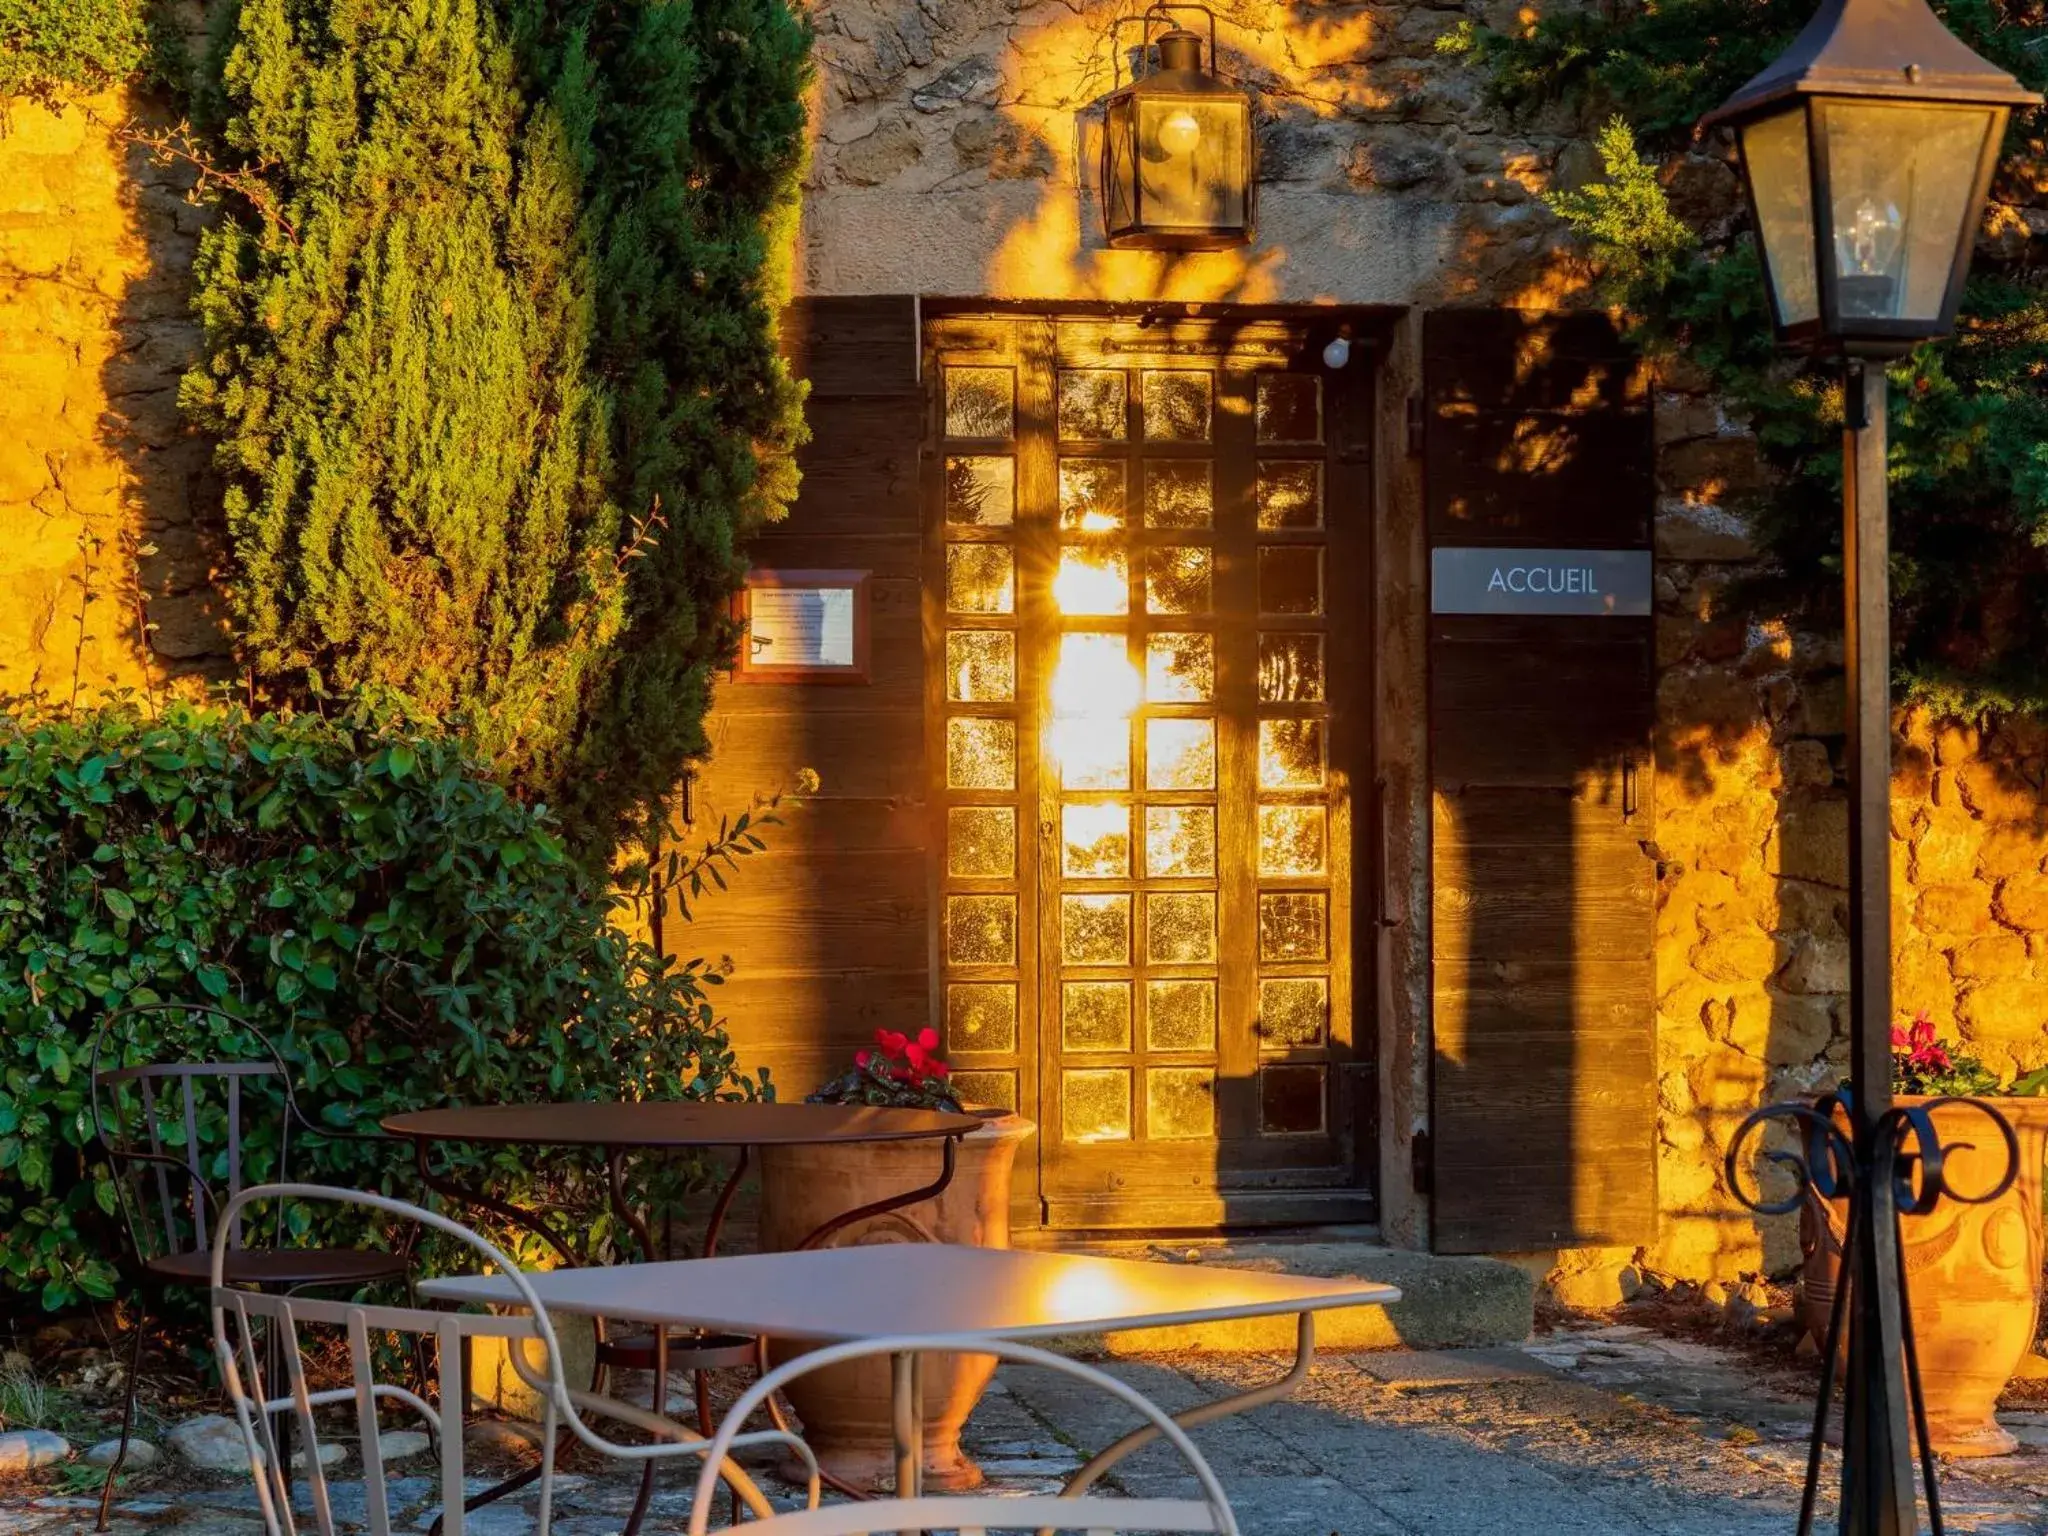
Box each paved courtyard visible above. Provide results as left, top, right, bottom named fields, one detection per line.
left=10, top=1323, right=2047, bottom=1534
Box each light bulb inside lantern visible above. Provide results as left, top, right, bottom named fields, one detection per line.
left=1836, top=196, right=1905, bottom=277
left=1157, top=109, right=1203, bottom=157
left=1832, top=193, right=1907, bottom=319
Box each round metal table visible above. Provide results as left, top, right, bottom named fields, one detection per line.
left=382, top=1101, right=981, bottom=1264
left=381, top=1098, right=981, bottom=1531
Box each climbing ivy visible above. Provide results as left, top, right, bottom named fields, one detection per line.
left=1450, top=1, right=2048, bottom=718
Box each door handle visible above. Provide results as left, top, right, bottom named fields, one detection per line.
left=1622, top=757, right=1639, bottom=821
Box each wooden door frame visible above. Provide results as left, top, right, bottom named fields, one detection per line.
left=921, top=299, right=1391, bottom=1234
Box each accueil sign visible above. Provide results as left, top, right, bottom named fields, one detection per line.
left=1430, top=547, right=1652, bottom=617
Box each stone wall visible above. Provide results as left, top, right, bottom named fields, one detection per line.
left=0, top=87, right=228, bottom=706
left=1569, top=365, right=2048, bottom=1299
left=801, top=0, right=1585, bottom=305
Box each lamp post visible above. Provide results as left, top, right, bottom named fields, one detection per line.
left=1703, top=3, right=2037, bottom=1532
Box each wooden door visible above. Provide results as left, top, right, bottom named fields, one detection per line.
left=925, top=311, right=1376, bottom=1230
left=1423, top=309, right=1659, bottom=1253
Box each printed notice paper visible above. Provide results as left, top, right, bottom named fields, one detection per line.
left=749, top=586, right=857, bottom=668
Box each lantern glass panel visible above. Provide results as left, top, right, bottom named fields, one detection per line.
left=1105, top=95, right=1139, bottom=234
left=1739, top=106, right=1820, bottom=329
left=1136, top=96, right=1247, bottom=231
left=1818, top=100, right=2000, bottom=328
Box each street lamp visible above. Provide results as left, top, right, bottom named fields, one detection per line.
left=1101, top=4, right=1255, bottom=250
left=1704, top=3, right=2037, bottom=1534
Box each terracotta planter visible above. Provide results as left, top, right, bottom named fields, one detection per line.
left=757, top=1109, right=1035, bottom=1491
left=1797, top=1095, right=2048, bottom=1457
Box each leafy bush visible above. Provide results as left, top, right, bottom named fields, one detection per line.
left=183, top=0, right=812, bottom=857
left=0, top=0, right=148, bottom=103
left=1459, top=0, right=2048, bottom=719
left=0, top=696, right=764, bottom=1309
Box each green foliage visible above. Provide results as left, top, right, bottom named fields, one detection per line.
left=0, top=695, right=764, bottom=1308
left=1462, top=1, right=2048, bottom=717
left=0, top=0, right=148, bottom=102
left=1459, top=0, right=1811, bottom=139
left=184, top=0, right=812, bottom=858
left=1545, top=117, right=1698, bottom=301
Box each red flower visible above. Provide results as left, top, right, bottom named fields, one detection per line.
left=876, top=1029, right=908, bottom=1058
left=855, top=1049, right=872, bottom=1068
left=917, top=1027, right=940, bottom=1052
left=905, top=1041, right=929, bottom=1072
left=1890, top=1025, right=1909, bottom=1050
left=928, top=1060, right=951, bottom=1078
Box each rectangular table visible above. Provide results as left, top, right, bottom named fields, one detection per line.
left=424, top=1244, right=1399, bottom=1511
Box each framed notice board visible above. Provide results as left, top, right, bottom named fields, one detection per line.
left=735, top=569, right=872, bottom=684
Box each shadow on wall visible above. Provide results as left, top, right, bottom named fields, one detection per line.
left=1649, top=483, right=2048, bottom=1284
left=98, top=97, right=234, bottom=698
left=0, top=78, right=231, bottom=707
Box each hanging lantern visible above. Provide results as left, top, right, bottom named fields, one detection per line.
left=1700, top=0, right=2039, bottom=356
left=1101, top=5, right=1255, bottom=251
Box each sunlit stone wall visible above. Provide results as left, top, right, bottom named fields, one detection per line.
left=0, top=60, right=230, bottom=703
left=799, top=0, right=1587, bottom=306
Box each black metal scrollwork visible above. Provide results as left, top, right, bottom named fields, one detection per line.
left=1723, top=1088, right=2019, bottom=1536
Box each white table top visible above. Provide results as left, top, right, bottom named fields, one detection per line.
left=419, top=1244, right=1400, bottom=1343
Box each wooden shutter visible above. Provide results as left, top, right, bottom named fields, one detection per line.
left=1425, top=310, right=1658, bottom=1254
left=682, top=297, right=928, bottom=1099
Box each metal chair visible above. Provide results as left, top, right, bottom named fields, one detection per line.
left=686, top=1335, right=1241, bottom=1536
left=211, top=1184, right=820, bottom=1536
left=88, top=1003, right=413, bottom=1528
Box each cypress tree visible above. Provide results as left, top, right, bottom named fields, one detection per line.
left=183, top=0, right=811, bottom=855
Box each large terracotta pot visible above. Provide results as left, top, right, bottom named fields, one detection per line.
left=757, top=1109, right=1035, bottom=1491
left=1797, top=1095, right=2048, bottom=1457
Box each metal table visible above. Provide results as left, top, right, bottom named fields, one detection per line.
left=424, top=1243, right=1401, bottom=1512
left=384, top=1100, right=981, bottom=1530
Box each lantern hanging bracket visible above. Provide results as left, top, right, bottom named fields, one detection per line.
left=1111, top=2, right=1222, bottom=92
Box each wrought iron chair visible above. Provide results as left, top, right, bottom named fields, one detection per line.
left=686, top=1335, right=1241, bottom=1536
left=88, top=1003, right=413, bottom=1529
left=212, top=1184, right=819, bottom=1536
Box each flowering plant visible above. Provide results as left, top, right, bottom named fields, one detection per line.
left=808, top=1027, right=964, bottom=1113
left=1888, top=1011, right=2048, bottom=1097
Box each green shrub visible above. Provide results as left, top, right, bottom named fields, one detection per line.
left=183, top=0, right=812, bottom=857
left=0, top=696, right=764, bottom=1309
left=0, top=0, right=148, bottom=103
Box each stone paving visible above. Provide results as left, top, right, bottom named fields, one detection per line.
left=8, top=1323, right=2047, bottom=1534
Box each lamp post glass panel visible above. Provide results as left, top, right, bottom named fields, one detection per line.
left=1707, top=0, right=2033, bottom=358
left=1102, top=14, right=1254, bottom=250
left=1703, top=4, right=2037, bottom=1534
left=1738, top=97, right=2008, bottom=354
